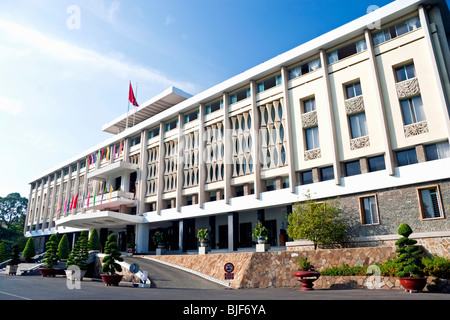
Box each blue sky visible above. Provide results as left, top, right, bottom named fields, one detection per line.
left=0, top=0, right=445, bottom=198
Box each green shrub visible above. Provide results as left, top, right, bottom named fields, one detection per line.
left=57, top=234, right=70, bottom=260
left=67, top=231, right=89, bottom=270
left=320, top=264, right=367, bottom=276
left=88, top=229, right=101, bottom=251
left=101, top=234, right=123, bottom=275
left=376, top=258, right=400, bottom=277
left=393, top=223, right=424, bottom=278
left=422, top=256, right=450, bottom=279
left=42, top=234, right=59, bottom=268
left=22, top=237, right=36, bottom=261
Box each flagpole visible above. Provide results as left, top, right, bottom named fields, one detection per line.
left=133, top=82, right=138, bottom=127
left=126, top=81, right=130, bottom=130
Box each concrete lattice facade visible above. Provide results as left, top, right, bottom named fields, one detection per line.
left=25, top=0, right=450, bottom=254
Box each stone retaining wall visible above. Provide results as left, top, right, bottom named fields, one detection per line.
left=149, top=246, right=449, bottom=291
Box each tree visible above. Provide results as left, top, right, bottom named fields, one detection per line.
left=287, top=195, right=346, bottom=250
left=67, top=231, right=89, bottom=270
left=8, top=245, right=21, bottom=266
left=0, top=193, right=28, bottom=228
left=394, top=223, right=424, bottom=278
left=0, top=242, right=6, bottom=262
left=88, top=228, right=101, bottom=251
left=101, top=234, right=123, bottom=275
left=22, top=237, right=36, bottom=262
left=42, top=234, right=59, bottom=268
left=57, top=234, right=70, bottom=260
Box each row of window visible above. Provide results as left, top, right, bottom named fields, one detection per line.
left=360, top=184, right=444, bottom=226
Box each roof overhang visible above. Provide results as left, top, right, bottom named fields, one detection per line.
left=102, top=86, right=192, bottom=134
left=55, top=211, right=144, bottom=229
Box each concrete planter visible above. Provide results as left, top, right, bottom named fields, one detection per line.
left=5, top=265, right=18, bottom=275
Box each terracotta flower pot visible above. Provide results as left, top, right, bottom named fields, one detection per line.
left=293, top=270, right=321, bottom=291
left=39, top=268, right=57, bottom=277
left=101, top=274, right=123, bottom=286
left=399, top=277, right=427, bottom=292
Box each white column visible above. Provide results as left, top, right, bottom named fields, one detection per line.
left=319, top=49, right=341, bottom=185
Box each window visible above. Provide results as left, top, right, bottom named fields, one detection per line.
left=305, top=126, right=320, bottom=150
left=205, top=99, right=223, bottom=114
left=360, top=195, right=380, bottom=225
left=372, top=16, right=421, bottom=46
left=301, top=170, right=313, bottom=185
left=349, top=113, right=368, bottom=139
left=320, top=166, right=334, bottom=181
left=346, top=82, right=362, bottom=99
left=289, top=58, right=321, bottom=80
left=396, top=148, right=418, bottom=166
left=148, top=127, right=160, bottom=139
left=425, top=142, right=450, bottom=161
left=303, top=97, right=316, bottom=113
left=368, top=155, right=385, bottom=172
left=229, top=87, right=251, bottom=104
left=345, top=160, right=361, bottom=177
left=401, top=96, right=425, bottom=125
left=417, top=186, right=444, bottom=219
left=184, top=110, right=199, bottom=123
left=165, top=119, right=178, bottom=132
left=266, top=179, right=277, bottom=191
left=327, top=39, right=367, bottom=64
left=130, top=136, right=141, bottom=147
left=395, top=63, right=416, bottom=82
left=257, top=74, right=282, bottom=93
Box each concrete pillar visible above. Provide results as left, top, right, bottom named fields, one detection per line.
left=319, top=49, right=341, bottom=185
left=228, top=212, right=239, bottom=251
left=250, top=81, right=262, bottom=199
left=198, top=103, right=206, bottom=207
left=157, top=122, right=165, bottom=214
left=281, top=66, right=297, bottom=192
left=176, top=114, right=183, bottom=212
left=138, top=129, right=149, bottom=215
left=136, top=223, right=150, bottom=253
left=364, top=29, right=395, bottom=176
left=223, top=93, right=232, bottom=204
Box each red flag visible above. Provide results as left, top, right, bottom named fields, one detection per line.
left=129, top=82, right=139, bottom=107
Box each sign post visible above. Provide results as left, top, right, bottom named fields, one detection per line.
left=224, top=262, right=235, bottom=289
left=129, top=263, right=139, bottom=287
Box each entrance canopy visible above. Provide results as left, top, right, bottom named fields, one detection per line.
left=55, top=211, right=144, bottom=230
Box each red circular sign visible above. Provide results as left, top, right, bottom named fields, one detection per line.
left=224, top=262, right=234, bottom=273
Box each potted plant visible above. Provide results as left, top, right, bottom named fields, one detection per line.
left=126, top=234, right=136, bottom=256
left=100, top=233, right=124, bottom=286
left=66, top=231, right=89, bottom=281
left=197, top=229, right=209, bottom=247
left=393, top=223, right=427, bottom=293
left=22, top=237, right=36, bottom=263
left=152, top=231, right=165, bottom=249
left=39, top=234, right=59, bottom=277
left=252, top=222, right=268, bottom=244
left=5, top=245, right=21, bottom=275
left=293, top=257, right=321, bottom=291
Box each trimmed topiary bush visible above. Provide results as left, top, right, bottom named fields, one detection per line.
left=22, top=237, right=36, bottom=262
left=42, top=234, right=59, bottom=268
left=67, top=231, right=89, bottom=271
left=88, top=229, right=101, bottom=251
left=57, top=234, right=70, bottom=260
left=394, top=223, right=424, bottom=278
left=101, top=234, right=123, bottom=275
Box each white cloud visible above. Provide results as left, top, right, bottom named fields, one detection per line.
left=0, top=96, right=23, bottom=116
left=0, top=19, right=199, bottom=93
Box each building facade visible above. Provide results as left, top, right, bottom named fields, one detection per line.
left=25, top=0, right=450, bottom=255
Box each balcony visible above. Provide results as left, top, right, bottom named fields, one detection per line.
left=87, top=161, right=138, bottom=181
left=84, top=190, right=137, bottom=211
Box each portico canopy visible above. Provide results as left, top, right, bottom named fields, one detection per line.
left=55, top=211, right=144, bottom=230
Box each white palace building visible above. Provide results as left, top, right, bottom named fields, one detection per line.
left=25, top=0, right=450, bottom=255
